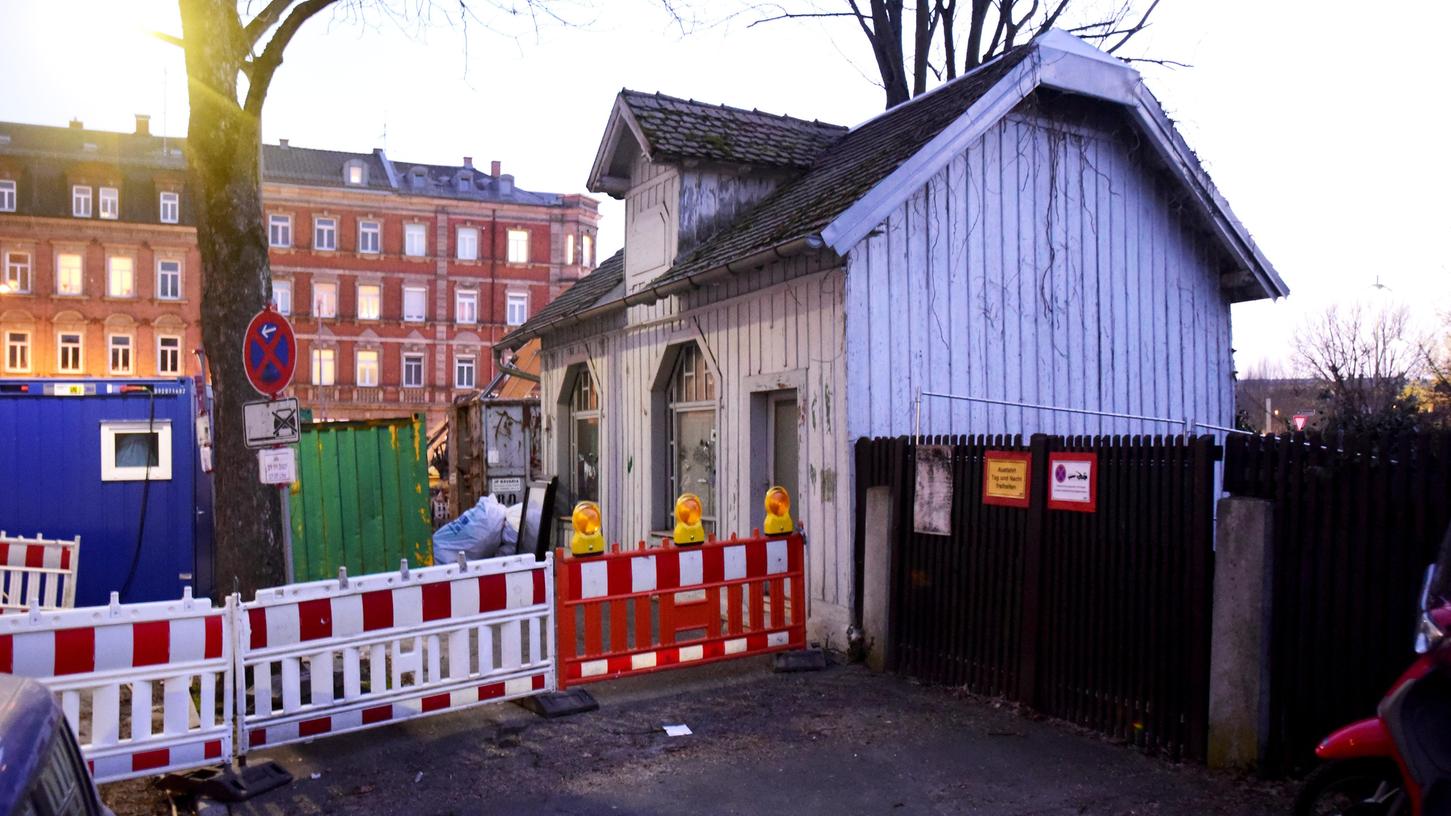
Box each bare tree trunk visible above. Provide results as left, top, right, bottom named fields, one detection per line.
left=179, top=0, right=286, bottom=599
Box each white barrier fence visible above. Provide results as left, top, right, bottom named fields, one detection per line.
left=0, top=532, right=80, bottom=613
left=0, top=552, right=555, bottom=785
left=0, top=589, right=232, bottom=783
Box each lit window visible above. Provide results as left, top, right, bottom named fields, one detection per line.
left=157, top=335, right=181, bottom=375
left=404, top=223, right=427, bottom=257
left=72, top=186, right=92, bottom=218
left=455, top=355, right=475, bottom=389
left=357, top=283, right=381, bottom=320
left=403, top=286, right=427, bottom=322
left=57, top=332, right=83, bottom=372
left=3, top=251, right=31, bottom=293
left=507, top=229, right=529, bottom=264
left=159, top=191, right=179, bottom=224
left=272, top=280, right=292, bottom=315
left=314, top=217, right=337, bottom=251
left=0, top=179, right=15, bottom=212
left=566, top=234, right=575, bottom=265
left=403, top=352, right=424, bottom=388
left=457, top=227, right=478, bottom=261
left=108, top=334, right=132, bottom=374
left=455, top=289, right=477, bottom=324
left=310, top=347, right=336, bottom=385
left=358, top=220, right=380, bottom=253
left=268, top=214, right=292, bottom=247
left=56, top=253, right=83, bottom=295
left=107, top=256, right=135, bottom=298
left=156, top=259, right=181, bottom=300
left=346, top=162, right=365, bottom=185
left=100, top=420, right=173, bottom=481
left=4, top=331, right=29, bottom=373
left=312, top=281, right=337, bottom=318
left=355, top=349, right=380, bottom=387
left=582, top=234, right=593, bottom=268
left=505, top=291, right=528, bottom=326
left=98, top=187, right=119, bottom=220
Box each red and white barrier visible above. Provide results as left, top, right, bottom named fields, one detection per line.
left=0, top=532, right=80, bottom=613
left=235, top=553, right=554, bottom=752
left=0, top=589, right=232, bottom=783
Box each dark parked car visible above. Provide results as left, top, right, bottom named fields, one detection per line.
left=0, top=674, right=109, bottom=815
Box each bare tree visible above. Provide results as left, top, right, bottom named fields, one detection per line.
left=1422, top=308, right=1451, bottom=425
left=168, top=0, right=568, bottom=599
left=731, top=0, right=1163, bottom=108
left=1293, top=303, right=1424, bottom=433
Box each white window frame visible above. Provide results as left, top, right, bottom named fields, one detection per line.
left=159, top=191, right=179, bottom=224
left=456, top=227, right=478, bottom=261
left=312, top=281, right=337, bottom=318
left=346, top=162, right=365, bottom=186
left=505, top=291, right=529, bottom=326
left=108, top=333, right=133, bottom=375
left=506, top=229, right=529, bottom=264
left=455, top=288, right=478, bottom=325
left=4, top=251, right=31, bottom=294
left=402, top=352, right=425, bottom=388
left=356, top=283, right=381, bottom=320
left=314, top=216, right=337, bottom=251
left=403, top=286, right=427, bottom=322
left=57, top=331, right=83, bottom=373
left=310, top=347, right=336, bottom=386
left=98, top=186, right=119, bottom=220
left=268, top=214, right=292, bottom=248
left=454, top=354, right=476, bottom=389
left=404, top=223, right=427, bottom=257
left=0, top=179, right=15, bottom=212
left=156, top=258, right=182, bottom=300
left=106, top=256, right=135, bottom=298
left=100, top=419, right=173, bottom=482
left=4, top=330, right=30, bottom=373
left=272, top=280, right=292, bottom=315
left=358, top=220, right=381, bottom=254
left=56, top=252, right=83, bottom=295
left=156, top=335, right=182, bottom=375
left=72, top=185, right=92, bottom=218
left=355, top=348, right=380, bottom=387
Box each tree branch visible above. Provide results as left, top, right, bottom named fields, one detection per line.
left=244, top=0, right=337, bottom=116
left=242, top=0, right=296, bottom=51
left=747, top=10, right=860, bottom=28
left=1106, top=0, right=1159, bottom=54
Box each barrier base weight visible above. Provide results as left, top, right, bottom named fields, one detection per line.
left=773, top=647, right=827, bottom=673
left=515, top=689, right=600, bottom=719
left=158, top=761, right=293, bottom=803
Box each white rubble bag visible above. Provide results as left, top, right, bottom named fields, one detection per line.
left=432, top=495, right=519, bottom=563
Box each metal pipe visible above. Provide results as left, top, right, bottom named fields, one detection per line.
left=918, top=391, right=1253, bottom=436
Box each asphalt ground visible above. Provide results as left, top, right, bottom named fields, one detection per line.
left=103, top=658, right=1292, bottom=815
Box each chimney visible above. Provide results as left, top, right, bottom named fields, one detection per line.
left=68, top=118, right=83, bottom=130
left=490, top=160, right=501, bottom=178
left=462, top=156, right=473, bottom=170
left=279, top=138, right=289, bottom=149
left=134, top=114, right=151, bottom=136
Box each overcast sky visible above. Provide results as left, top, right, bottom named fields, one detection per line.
left=2, top=0, right=1447, bottom=373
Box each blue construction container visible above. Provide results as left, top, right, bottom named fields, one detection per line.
left=0, top=378, right=214, bottom=607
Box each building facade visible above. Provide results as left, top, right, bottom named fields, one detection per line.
left=0, top=116, right=599, bottom=432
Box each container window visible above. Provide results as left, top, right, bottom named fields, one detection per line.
left=100, top=419, right=173, bottom=481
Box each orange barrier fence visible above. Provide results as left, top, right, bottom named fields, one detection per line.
left=555, top=531, right=807, bottom=688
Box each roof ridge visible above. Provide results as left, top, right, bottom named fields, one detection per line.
left=622, top=88, right=847, bottom=132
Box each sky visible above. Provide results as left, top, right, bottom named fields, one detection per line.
left=1, top=0, right=1447, bottom=373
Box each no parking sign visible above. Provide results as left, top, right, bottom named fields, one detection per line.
left=242, top=306, right=296, bottom=398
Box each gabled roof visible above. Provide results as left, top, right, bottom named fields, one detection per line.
left=262, top=144, right=393, bottom=191
left=501, top=249, right=624, bottom=346
left=0, top=120, right=186, bottom=170
left=588, top=91, right=847, bottom=195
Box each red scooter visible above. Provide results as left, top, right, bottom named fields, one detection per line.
left=1296, top=524, right=1451, bottom=816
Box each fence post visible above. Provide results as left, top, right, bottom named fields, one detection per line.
left=1017, top=434, right=1051, bottom=706
left=861, top=485, right=895, bottom=672
left=1207, top=496, right=1275, bottom=771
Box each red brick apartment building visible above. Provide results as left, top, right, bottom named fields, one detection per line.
left=0, top=115, right=599, bottom=431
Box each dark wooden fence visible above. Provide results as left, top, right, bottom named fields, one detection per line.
left=856, top=433, right=1218, bottom=761
left=1223, top=432, right=1451, bottom=776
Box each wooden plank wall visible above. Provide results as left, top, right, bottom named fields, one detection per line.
left=844, top=109, right=1235, bottom=440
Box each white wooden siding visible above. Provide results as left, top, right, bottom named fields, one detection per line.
left=845, top=110, right=1234, bottom=440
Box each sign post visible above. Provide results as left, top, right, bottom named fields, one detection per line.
left=242, top=306, right=299, bottom=583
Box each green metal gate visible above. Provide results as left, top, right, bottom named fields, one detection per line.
left=289, top=412, right=434, bottom=581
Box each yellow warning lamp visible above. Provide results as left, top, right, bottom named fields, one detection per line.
left=569, top=501, right=605, bottom=557
left=764, top=485, right=793, bottom=536
left=673, top=493, right=706, bottom=545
